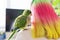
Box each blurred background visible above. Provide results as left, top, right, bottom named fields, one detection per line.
left=0, top=0, right=6, bottom=40
left=6, top=9, right=24, bottom=32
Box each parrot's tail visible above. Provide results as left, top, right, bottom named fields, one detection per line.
left=8, top=30, right=17, bottom=40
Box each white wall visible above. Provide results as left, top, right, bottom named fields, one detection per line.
left=0, top=0, right=6, bottom=32
left=7, top=0, right=32, bottom=10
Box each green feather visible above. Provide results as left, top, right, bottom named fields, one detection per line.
left=14, top=15, right=27, bottom=29
left=22, top=10, right=31, bottom=17
left=8, top=30, right=16, bottom=40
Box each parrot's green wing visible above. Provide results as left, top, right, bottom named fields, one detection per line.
left=14, top=15, right=27, bottom=29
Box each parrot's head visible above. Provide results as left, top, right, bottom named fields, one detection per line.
left=22, top=10, right=31, bottom=17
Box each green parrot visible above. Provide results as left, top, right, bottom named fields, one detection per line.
left=8, top=10, right=31, bottom=40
